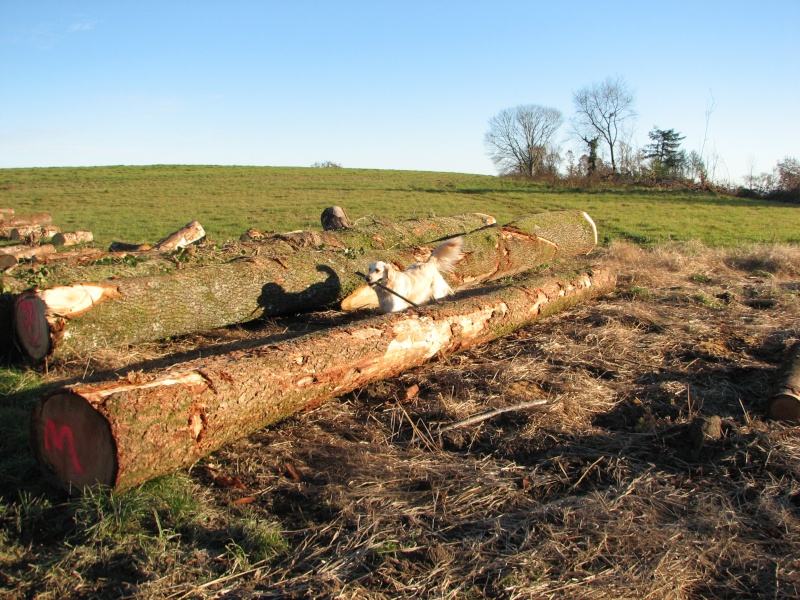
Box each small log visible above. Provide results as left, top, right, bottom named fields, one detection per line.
left=30, top=266, right=614, bottom=492
left=321, top=206, right=352, bottom=231
left=9, top=225, right=61, bottom=242
left=766, top=341, right=800, bottom=422
left=52, top=230, right=94, bottom=247
left=0, top=244, right=31, bottom=255
left=153, top=220, right=206, bottom=251
left=240, top=228, right=267, bottom=242
left=14, top=210, right=596, bottom=363
left=0, top=254, right=17, bottom=272
left=32, top=248, right=106, bottom=265
left=108, top=242, right=153, bottom=252
left=2, top=243, right=57, bottom=262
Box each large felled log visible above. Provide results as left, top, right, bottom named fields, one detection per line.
left=30, top=266, right=614, bottom=492
left=766, top=341, right=800, bottom=422
left=14, top=211, right=596, bottom=363
left=13, top=211, right=595, bottom=363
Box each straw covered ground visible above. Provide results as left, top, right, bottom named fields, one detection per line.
left=3, top=240, right=800, bottom=599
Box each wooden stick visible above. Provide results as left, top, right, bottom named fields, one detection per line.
left=437, top=400, right=548, bottom=434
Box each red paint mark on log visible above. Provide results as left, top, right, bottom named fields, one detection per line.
left=44, top=419, right=83, bottom=474
left=17, top=296, right=41, bottom=347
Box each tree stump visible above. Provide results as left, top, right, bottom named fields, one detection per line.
left=321, top=206, right=352, bottom=230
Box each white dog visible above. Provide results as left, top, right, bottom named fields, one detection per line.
left=366, top=237, right=463, bottom=313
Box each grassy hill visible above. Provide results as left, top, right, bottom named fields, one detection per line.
left=1, top=165, right=798, bottom=249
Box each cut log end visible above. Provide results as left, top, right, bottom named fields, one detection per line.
left=31, top=391, right=118, bottom=491
left=14, top=293, right=51, bottom=362
left=321, top=206, right=352, bottom=231
left=767, top=341, right=800, bottom=423
left=766, top=393, right=800, bottom=423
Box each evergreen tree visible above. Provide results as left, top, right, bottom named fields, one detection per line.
left=643, top=127, right=686, bottom=177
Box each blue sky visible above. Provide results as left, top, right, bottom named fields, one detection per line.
left=1, top=1, right=798, bottom=184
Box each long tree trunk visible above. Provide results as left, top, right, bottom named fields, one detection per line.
left=30, top=266, right=614, bottom=492
left=766, top=341, right=800, bottom=423
left=14, top=210, right=597, bottom=363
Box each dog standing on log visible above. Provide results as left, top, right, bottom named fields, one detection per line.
left=366, top=237, right=463, bottom=313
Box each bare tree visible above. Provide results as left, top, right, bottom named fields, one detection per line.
left=572, top=76, right=636, bottom=173
left=484, top=104, right=563, bottom=177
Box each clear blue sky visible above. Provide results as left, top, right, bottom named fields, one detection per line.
left=2, top=1, right=798, bottom=184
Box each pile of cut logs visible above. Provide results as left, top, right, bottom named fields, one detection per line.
left=0, top=209, right=95, bottom=272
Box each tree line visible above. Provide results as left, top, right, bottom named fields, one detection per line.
left=483, top=76, right=799, bottom=202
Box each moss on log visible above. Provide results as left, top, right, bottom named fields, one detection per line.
left=30, top=266, right=614, bottom=492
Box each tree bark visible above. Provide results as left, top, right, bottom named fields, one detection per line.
left=52, top=230, right=94, bottom=247
left=30, top=266, right=614, bottom=492
left=766, top=341, right=800, bottom=423
left=13, top=210, right=596, bottom=363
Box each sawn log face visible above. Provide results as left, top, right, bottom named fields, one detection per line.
left=31, top=267, right=614, bottom=492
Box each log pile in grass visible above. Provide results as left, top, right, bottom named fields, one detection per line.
left=0, top=213, right=53, bottom=238
left=30, top=266, right=614, bottom=492
left=10, top=225, right=61, bottom=243
left=14, top=210, right=596, bottom=363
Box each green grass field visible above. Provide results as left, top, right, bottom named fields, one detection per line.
left=1, top=165, right=798, bottom=249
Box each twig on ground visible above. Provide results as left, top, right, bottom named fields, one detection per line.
left=437, top=399, right=548, bottom=434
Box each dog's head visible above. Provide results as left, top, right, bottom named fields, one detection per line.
left=366, top=261, right=392, bottom=285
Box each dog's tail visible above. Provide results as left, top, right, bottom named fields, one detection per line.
left=428, top=236, right=463, bottom=273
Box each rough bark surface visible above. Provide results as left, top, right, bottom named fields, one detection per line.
left=15, top=211, right=595, bottom=362
left=766, top=341, right=800, bottom=422
left=30, top=266, right=614, bottom=492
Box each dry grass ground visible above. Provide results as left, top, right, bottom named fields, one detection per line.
left=3, top=240, right=800, bottom=599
